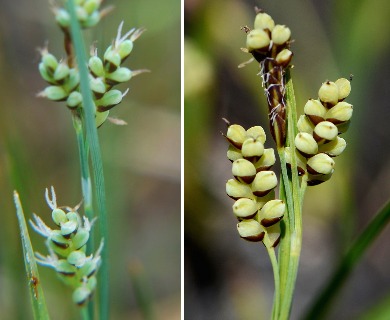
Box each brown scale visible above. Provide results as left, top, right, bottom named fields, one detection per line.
left=263, top=59, right=286, bottom=148
left=248, top=37, right=290, bottom=148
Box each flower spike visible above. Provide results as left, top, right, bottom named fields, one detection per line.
left=223, top=121, right=284, bottom=248
left=38, top=11, right=147, bottom=127
left=286, top=78, right=354, bottom=185
left=31, top=188, right=102, bottom=306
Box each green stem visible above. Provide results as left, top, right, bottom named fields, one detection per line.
left=277, top=70, right=303, bottom=319
left=268, top=247, right=280, bottom=320
left=277, top=149, right=297, bottom=320
left=80, top=306, right=90, bottom=320
left=72, top=114, right=94, bottom=250
left=277, top=148, right=293, bottom=309
left=278, top=149, right=295, bottom=230
left=66, top=1, right=109, bottom=318
left=72, top=113, right=95, bottom=319
left=277, top=178, right=290, bottom=310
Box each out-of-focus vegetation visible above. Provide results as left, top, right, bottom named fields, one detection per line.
left=184, top=0, right=390, bottom=319
left=0, top=0, right=180, bottom=319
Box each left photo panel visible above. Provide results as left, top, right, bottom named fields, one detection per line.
left=0, top=0, right=181, bottom=319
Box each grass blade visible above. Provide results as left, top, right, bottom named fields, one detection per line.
left=14, top=191, right=50, bottom=320
left=66, top=1, right=109, bottom=318
left=303, top=199, right=390, bottom=320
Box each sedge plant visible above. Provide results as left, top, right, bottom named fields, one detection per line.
left=15, top=0, right=146, bottom=319
left=223, top=8, right=356, bottom=319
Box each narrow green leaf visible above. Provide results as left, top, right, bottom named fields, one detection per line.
left=66, top=1, right=109, bottom=319
left=303, top=200, right=390, bottom=320
left=14, top=191, right=50, bottom=320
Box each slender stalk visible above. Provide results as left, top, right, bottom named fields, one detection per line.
left=64, top=8, right=96, bottom=319
left=277, top=178, right=290, bottom=309
left=267, top=247, right=280, bottom=320
left=277, top=70, right=303, bottom=319
left=80, top=306, right=90, bottom=320
left=284, top=71, right=301, bottom=216
left=277, top=148, right=293, bottom=308
left=278, top=150, right=295, bottom=230
left=72, top=114, right=94, bottom=249
left=72, top=113, right=95, bottom=318
left=66, top=1, right=109, bottom=318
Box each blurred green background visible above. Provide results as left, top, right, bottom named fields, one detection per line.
left=0, top=0, right=180, bottom=319
left=185, top=0, right=390, bottom=319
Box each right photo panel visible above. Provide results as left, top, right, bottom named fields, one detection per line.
left=184, top=0, right=390, bottom=319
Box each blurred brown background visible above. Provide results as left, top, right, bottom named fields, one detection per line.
left=0, top=0, right=180, bottom=319
left=185, top=0, right=390, bottom=319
